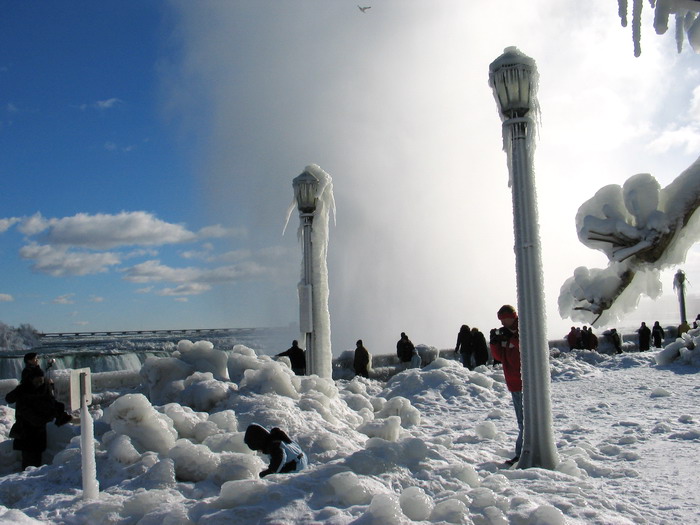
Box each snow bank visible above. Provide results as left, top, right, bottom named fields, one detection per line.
left=0, top=335, right=695, bottom=523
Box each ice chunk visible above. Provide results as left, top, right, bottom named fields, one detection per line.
left=358, top=416, right=402, bottom=441
left=365, top=493, right=404, bottom=525
left=375, top=397, right=420, bottom=427
left=399, top=486, right=434, bottom=521
left=217, top=479, right=267, bottom=508
left=106, top=434, right=141, bottom=465
left=167, top=439, right=220, bottom=482
left=102, top=394, right=177, bottom=454
left=329, top=471, right=388, bottom=506
left=430, top=498, right=468, bottom=523
left=177, top=339, right=230, bottom=381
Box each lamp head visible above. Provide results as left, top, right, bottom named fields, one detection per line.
left=488, top=46, right=538, bottom=120
left=293, top=169, right=320, bottom=213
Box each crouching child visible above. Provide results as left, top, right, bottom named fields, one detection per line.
left=244, top=423, right=308, bottom=478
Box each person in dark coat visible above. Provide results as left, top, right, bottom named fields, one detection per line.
left=637, top=322, right=651, bottom=351
left=276, top=340, right=306, bottom=376
left=396, top=332, right=415, bottom=363
left=609, top=329, right=622, bottom=354
left=588, top=327, right=599, bottom=351
left=353, top=339, right=370, bottom=378
left=454, top=325, right=473, bottom=369
left=471, top=327, right=489, bottom=368
left=6, top=366, right=72, bottom=470
left=566, top=327, right=578, bottom=351
left=651, top=321, right=665, bottom=348
left=244, top=424, right=307, bottom=478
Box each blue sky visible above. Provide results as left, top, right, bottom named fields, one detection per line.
left=1, top=1, right=699, bottom=352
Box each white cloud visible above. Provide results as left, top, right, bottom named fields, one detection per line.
left=157, top=283, right=212, bottom=296
left=96, top=98, right=122, bottom=109
left=122, top=259, right=270, bottom=288
left=0, top=217, right=19, bottom=234
left=89, top=296, right=105, bottom=303
left=52, top=293, right=75, bottom=305
left=121, top=260, right=201, bottom=284
left=80, top=97, right=123, bottom=111
left=0, top=294, right=13, bottom=302
left=23, top=211, right=196, bottom=249
left=648, top=125, right=700, bottom=154
left=197, top=224, right=246, bottom=238
left=20, top=243, right=121, bottom=276
left=18, top=212, right=50, bottom=235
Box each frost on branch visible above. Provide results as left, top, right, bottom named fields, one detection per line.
left=559, top=155, right=700, bottom=326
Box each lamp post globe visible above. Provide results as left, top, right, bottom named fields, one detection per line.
left=293, top=170, right=319, bottom=214
left=489, top=46, right=537, bottom=120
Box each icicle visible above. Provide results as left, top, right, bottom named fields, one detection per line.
left=632, top=0, right=644, bottom=57
left=619, top=0, right=629, bottom=27
left=653, top=0, right=671, bottom=34
left=676, top=12, right=686, bottom=52
left=687, top=13, right=700, bottom=52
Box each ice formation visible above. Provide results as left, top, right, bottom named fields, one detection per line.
left=284, top=164, right=335, bottom=379
left=559, top=155, right=700, bottom=326
left=617, top=0, right=700, bottom=56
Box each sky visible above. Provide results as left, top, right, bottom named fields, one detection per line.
left=1, top=1, right=699, bottom=354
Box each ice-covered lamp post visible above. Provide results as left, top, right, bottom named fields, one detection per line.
left=293, top=169, right=319, bottom=376
left=489, top=47, right=558, bottom=470
left=673, top=269, right=687, bottom=325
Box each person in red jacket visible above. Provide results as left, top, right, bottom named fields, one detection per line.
left=489, top=304, right=522, bottom=466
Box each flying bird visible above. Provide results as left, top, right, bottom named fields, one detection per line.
left=358, top=5, right=371, bottom=13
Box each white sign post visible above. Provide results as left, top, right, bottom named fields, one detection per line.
left=69, top=368, right=99, bottom=500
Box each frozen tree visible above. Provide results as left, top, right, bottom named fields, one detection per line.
left=559, top=156, right=700, bottom=326
left=617, top=0, right=700, bottom=56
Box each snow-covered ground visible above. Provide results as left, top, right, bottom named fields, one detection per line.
left=0, top=333, right=698, bottom=524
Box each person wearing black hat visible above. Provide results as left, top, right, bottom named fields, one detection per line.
left=6, top=365, right=72, bottom=470
left=244, top=423, right=307, bottom=478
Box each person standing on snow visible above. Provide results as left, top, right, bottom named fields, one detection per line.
left=471, top=327, right=489, bottom=368
left=489, top=304, right=522, bottom=466
left=396, top=332, right=415, bottom=363
left=276, top=340, right=306, bottom=376
left=353, top=339, right=371, bottom=378
left=455, top=325, right=473, bottom=369
left=652, top=321, right=665, bottom=348
left=609, top=329, right=623, bottom=354
left=6, top=366, right=72, bottom=470
left=244, top=424, right=308, bottom=478
left=637, top=322, right=651, bottom=351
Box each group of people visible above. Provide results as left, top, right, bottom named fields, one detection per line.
left=564, top=326, right=599, bottom=351
left=454, top=325, right=489, bottom=370
left=637, top=321, right=666, bottom=350
left=275, top=339, right=373, bottom=378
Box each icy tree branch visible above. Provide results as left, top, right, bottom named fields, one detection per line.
left=559, top=156, right=700, bottom=325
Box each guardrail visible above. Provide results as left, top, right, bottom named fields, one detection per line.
left=40, top=328, right=238, bottom=338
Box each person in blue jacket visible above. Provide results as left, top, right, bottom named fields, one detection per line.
left=244, top=423, right=308, bottom=478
